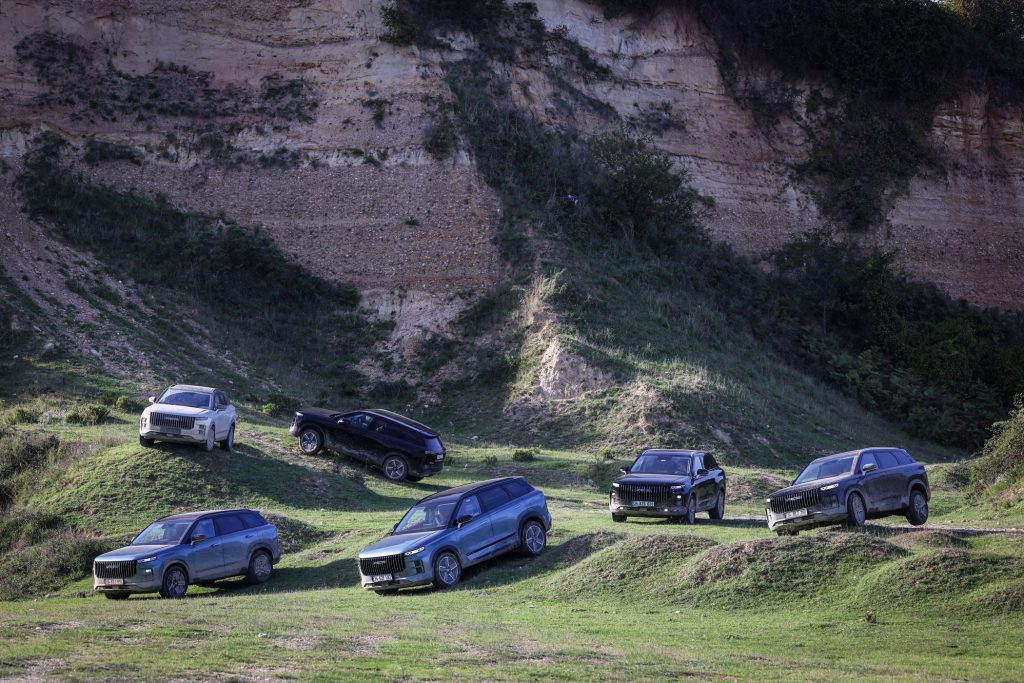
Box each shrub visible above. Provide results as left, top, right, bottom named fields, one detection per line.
left=511, top=447, right=539, bottom=462
left=0, top=530, right=112, bottom=600
left=64, top=411, right=84, bottom=425
left=970, top=397, right=1024, bottom=499
left=5, top=407, right=39, bottom=425
left=481, top=454, right=499, bottom=466
left=82, top=404, right=110, bottom=425
left=0, top=430, right=59, bottom=482
left=114, top=395, right=143, bottom=413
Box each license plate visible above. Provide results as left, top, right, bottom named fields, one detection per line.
left=783, top=508, right=808, bottom=520
left=370, top=574, right=392, bottom=583
left=631, top=501, right=655, bottom=507
left=104, top=578, right=125, bottom=585
left=160, top=427, right=181, bottom=435
left=436, top=454, right=444, bottom=461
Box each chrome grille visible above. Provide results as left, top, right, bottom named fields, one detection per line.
left=616, top=483, right=674, bottom=506
left=94, top=560, right=137, bottom=579
left=150, top=413, right=196, bottom=430
left=359, top=554, right=405, bottom=576
left=769, top=488, right=821, bottom=514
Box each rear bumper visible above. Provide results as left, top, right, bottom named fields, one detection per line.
left=411, top=460, right=444, bottom=478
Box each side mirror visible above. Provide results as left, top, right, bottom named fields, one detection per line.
left=191, top=533, right=206, bottom=544
left=148, top=396, right=156, bottom=403
left=696, top=469, right=709, bottom=477
left=456, top=514, right=474, bottom=527
left=619, top=466, right=630, bottom=475
left=862, top=463, right=878, bottom=474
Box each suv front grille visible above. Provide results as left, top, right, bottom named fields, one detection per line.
left=150, top=413, right=196, bottom=430
left=359, top=554, right=406, bottom=576
left=769, top=488, right=821, bottom=514
left=616, top=483, right=674, bottom=506
left=94, top=560, right=137, bottom=579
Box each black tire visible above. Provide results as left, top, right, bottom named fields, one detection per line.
left=104, top=592, right=130, bottom=600
left=245, top=550, right=273, bottom=585
left=139, top=435, right=154, bottom=447
left=708, top=489, right=725, bottom=520
left=432, top=551, right=461, bottom=589
left=382, top=454, right=408, bottom=482
left=845, top=492, right=867, bottom=530
left=298, top=427, right=323, bottom=455
left=520, top=520, right=547, bottom=557
left=682, top=495, right=697, bottom=525
left=159, top=565, right=188, bottom=599
left=220, top=424, right=234, bottom=452
left=202, top=426, right=216, bottom=453
left=407, top=475, right=423, bottom=483
left=611, top=513, right=627, bottom=523
left=906, top=489, right=929, bottom=526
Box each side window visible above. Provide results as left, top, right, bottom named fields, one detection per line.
left=347, top=414, right=373, bottom=429
left=501, top=479, right=532, bottom=500
left=892, top=450, right=913, bottom=466
left=192, top=519, right=216, bottom=540
left=457, top=496, right=482, bottom=520
left=693, top=455, right=705, bottom=472
left=478, top=487, right=511, bottom=511
left=877, top=451, right=900, bottom=469
left=221, top=392, right=231, bottom=406
left=859, top=453, right=878, bottom=473
left=704, top=454, right=719, bottom=470
left=370, top=418, right=387, bottom=433
left=214, top=514, right=246, bottom=536
left=241, top=511, right=265, bottom=528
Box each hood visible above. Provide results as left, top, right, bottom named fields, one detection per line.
left=359, top=530, right=445, bottom=558
left=94, top=544, right=177, bottom=562
left=613, top=473, right=691, bottom=487
left=143, top=405, right=212, bottom=417
left=298, top=407, right=342, bottom=419
left=770, top=474, right=848, bottom=498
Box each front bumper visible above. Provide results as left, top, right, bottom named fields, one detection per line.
left=609, top=499, right=689, bottom=518
left=359, top=553, right=434, bottom=591
left=93, top=565, right=163, bottom=594
left=766, top=504, right=846, bottom=532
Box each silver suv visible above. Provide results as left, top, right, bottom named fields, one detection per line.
left=93, top=509, right=281, bottom=599
left=139, top=384, right=237, bottom=452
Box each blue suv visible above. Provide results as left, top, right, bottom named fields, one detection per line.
left=357, top=477, right=551, bottom=594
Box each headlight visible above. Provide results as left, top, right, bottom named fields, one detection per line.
left=137, top=556, right=158, bottom=563
left=671, top=485, right=684, bottom=492
left=820, top=483, right=839, bottom=491
left=403, top=546, right=425, bottom=556
left=611, top=482, right=619, bottom=488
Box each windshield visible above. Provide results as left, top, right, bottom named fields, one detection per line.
left=394, top=496, right=458, bottom=534
left=157, top=389, right=212, bottom=409
left=794, top=455, right=856, bottom=484
left=630, top=453, right=692, bottom=475
left=132, top=520, right=192, bottom=546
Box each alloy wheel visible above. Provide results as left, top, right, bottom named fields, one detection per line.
left=525, top=522, right=546, bottom=554
left=299, top=430, right=320, bottom=454
left=436, top=553, right=460, bottom=587
left=384, top=456, right=406, bottom=481
left=253, top=553, right=271, bottom=581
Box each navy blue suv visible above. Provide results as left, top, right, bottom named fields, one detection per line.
left=766, top=447, right=930, bottom=535
left=357, top=477, right=552, bottom=594
left=609, top=449, right=727, bottom=524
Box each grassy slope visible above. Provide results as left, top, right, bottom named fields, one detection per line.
left=0, top=404, right=1021, bottom=681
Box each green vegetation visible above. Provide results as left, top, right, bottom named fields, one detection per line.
left=970, top=397, right=1024, bottom=510
left=15, top=132, right=381, bottom=403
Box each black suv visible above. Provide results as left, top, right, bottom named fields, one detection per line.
left=290, top=408, right=446, bottom=482
left=766, top=447, right=930, bottom=535
left=609, top=449, right=727, bottom=524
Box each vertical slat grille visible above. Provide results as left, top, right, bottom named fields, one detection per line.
left=616, top=483, right=674, bottom=506
left=151, top=413, right=196, bottom=430
left=359, top=554, right=406, bottom=576
left=769, top=488, right=821, bottom=514
left=94, top=560, right=137, bottom=579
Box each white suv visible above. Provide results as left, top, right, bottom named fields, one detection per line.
left=139, top=384, right=236, bottom=452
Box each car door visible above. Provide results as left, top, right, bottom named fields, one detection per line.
left=212, top=392, right=229, bottom=439
left=477, top=486, right=517, bottom=555
left=363, top=417, right=392, bottom=467
left=333, top=413, right=376, bottom=463
left=691, top=455, right=715, bottom=510
left=450, top=495, right=494, bottom=565
left=857, top=452, right=887, bottom=513
left=186, top=518, right=225, bottom=580
left=213, top=513, right=250, bottom=577
left=875, top=451, right=906, bottom=511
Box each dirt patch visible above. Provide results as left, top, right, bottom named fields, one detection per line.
left=727, top=471, right=791, bottom=503
left=890, top=529, right=969, bottom=550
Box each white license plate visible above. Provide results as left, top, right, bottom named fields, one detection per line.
left=104, top=578, right=125, bottom=585
left=436, top=454, right=444, bottom=461
left=783, top=508, right=808, bottom=520
left=631, top=501, right=655, bottom=507
left=370, top=574, right=392, bottom=583
left=160, top=427, right=181, bottom=435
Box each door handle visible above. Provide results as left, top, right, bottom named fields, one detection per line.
left=210, top=543, right=220, bottom=548
left=245, top=534, right=254, bottom=539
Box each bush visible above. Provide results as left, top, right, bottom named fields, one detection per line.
left=64, top=411, right=84, bottom=425
left=114, top=395, right=143, bottom=413
left=0, top=530, right=111, bottom=600
left=82, top=404, right=110, bottom=425
left=0, top=430, right=59, bottom=483
left=260, top=392, right=300, bottom=418
left=481, top=454, right=499, bottom=466
left=5, top=407, right=39, bottom=425
left=970, top=397, right=1024, bottom=499
left=511, top=447, right=539, bottom=462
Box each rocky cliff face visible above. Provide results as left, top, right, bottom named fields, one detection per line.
left=1, top=0, right=1021, bottom=339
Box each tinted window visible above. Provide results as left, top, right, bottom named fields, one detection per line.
left=795, top=455, right=856, bottom=484
left=456, top=496, right=482, bottom=520
left=893, top=450, right=914, bottom=466
left=478, top=487, right=511, bottom=511
left=425, top=437, right=444, bottom=452
left=345, top=413, right=374, bottom=429
left=631, top=453, right=692, bottom=475
left=192, top=519, right=216, bottom=540
left=502, top=480, right=532, bottom=500
left=876, top=451, right=900, bottom=469
left=704, top=454, right=719, bottom=470
left=859, top=453, right=878, bottom=472
left=215, top=514, right=246, bottom=535
left=241, top=511, right=266, bottom=528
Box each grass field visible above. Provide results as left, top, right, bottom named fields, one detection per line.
left=1, top=402, right=1022, bottom=682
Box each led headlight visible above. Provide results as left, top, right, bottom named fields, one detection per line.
left=403, top=546, right=425, bottom=556
left=820, top=483, right=839, bottom=491
left=137, top=556, right=158, bottom=563
left=611, top=482, right=620, bottom=488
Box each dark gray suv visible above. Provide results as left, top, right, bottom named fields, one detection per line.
left=93, top=509, right=281, bottom=599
